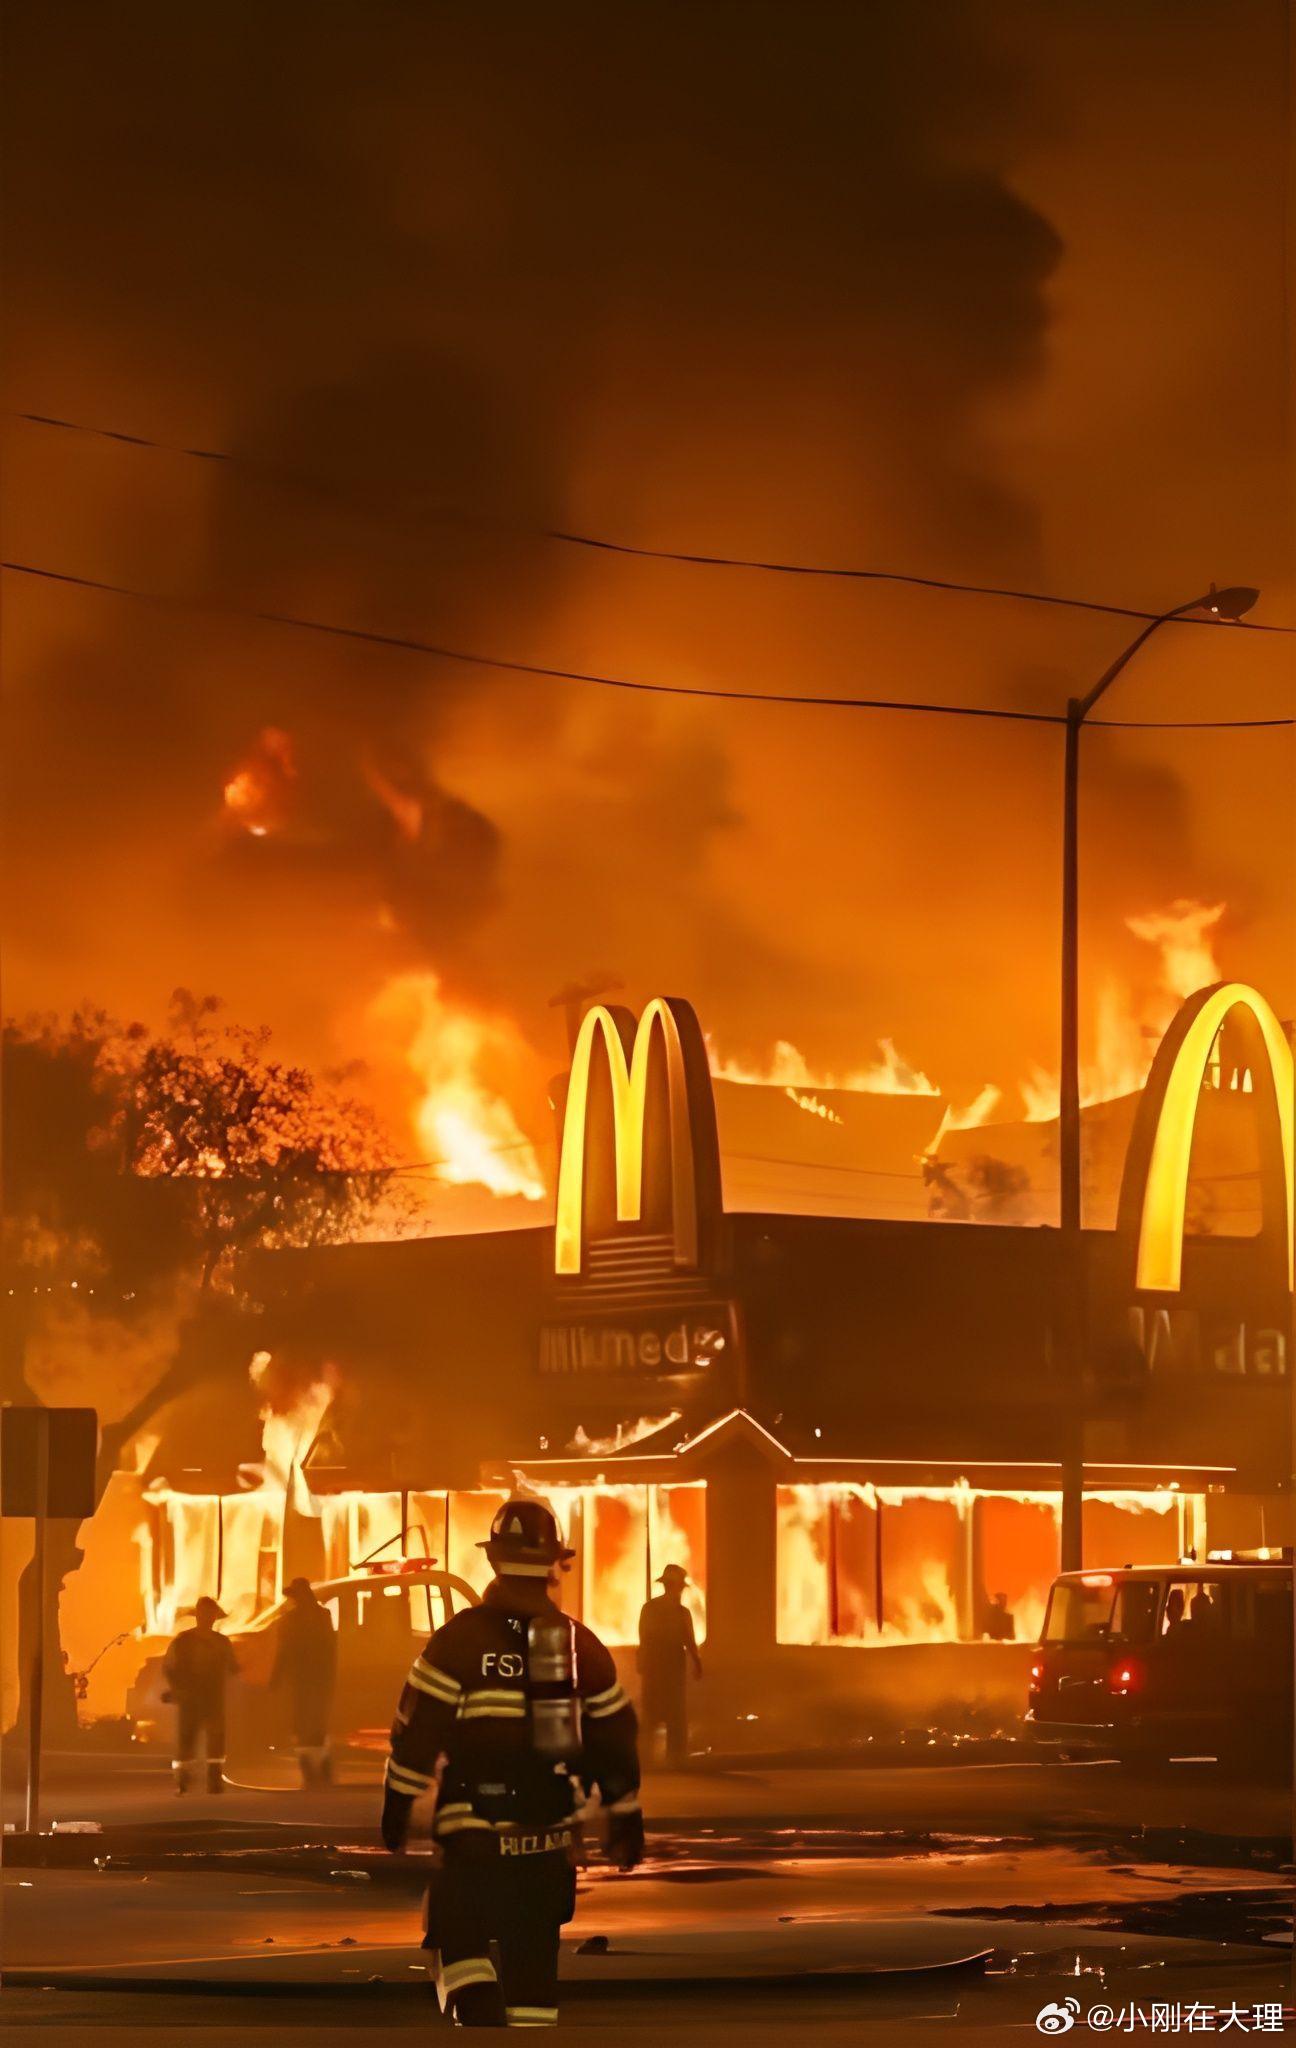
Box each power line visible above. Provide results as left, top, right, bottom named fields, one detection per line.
left=4, top=559, right=1290, bottom=729
left=0, top=560, right=1060, bottom=723
left=727, top=1150, right=925, bottom=1181
left=11, top=406, right=1296, bottom=638
left=548, top=527, right=1296, bottom=637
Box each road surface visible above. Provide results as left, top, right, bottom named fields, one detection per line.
left=4, top=1744, right=1288, bottom=1848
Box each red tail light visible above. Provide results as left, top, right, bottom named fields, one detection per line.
left=1108, top=1659, right=1141, bottom=1695
left=1028, top=1660, right=1043, bottom=1693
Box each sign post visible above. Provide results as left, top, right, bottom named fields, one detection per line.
left=1, top=1404, right=98, bottom=1836
left=25, top=1408, right=50, bottom=1836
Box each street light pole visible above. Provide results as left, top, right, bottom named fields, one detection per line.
left=1056, top=584, right=1259, bottom=1573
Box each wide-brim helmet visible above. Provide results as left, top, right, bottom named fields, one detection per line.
left=479, top=1497, right=575, bottom=1572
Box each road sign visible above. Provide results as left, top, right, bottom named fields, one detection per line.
left=1, top=1405, right=98, bottom=1518
left=1, top=1405, right=99, bottom=1836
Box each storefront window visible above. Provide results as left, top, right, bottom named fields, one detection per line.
left=877, top=1494, right=963, bottom=1643
left=830, top=1487, right=880, bottom=1639
left=775, top=1485, right=1202, bottom=1649
left=776, top=1485, right=831, bottom=1644
left=211, top=1490, right=282, bottom=1626
left=583, top=1486, right=650, bottom=1645
left=1083, top=1494, right=1180, bottom=1569
left=974, top=1496, right=1059, bottom=1644
left=653, top=1483, right=707, bottom=1641
left=446, top=1491, right=509, bottom=1592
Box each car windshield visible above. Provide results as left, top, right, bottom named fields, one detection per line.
left=1043, top=1580, right=1115, bottom=1642
left=1042, top=1577, right=1159, bottom=1645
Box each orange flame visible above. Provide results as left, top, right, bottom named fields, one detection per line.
left=1021, top=898, right=1226, bottom=1122
left=712, top=1036, right=939, bottom=1097
left=927, top=1083, right=1003, bottom=1153
left=370, top=972, right=545, bottom=1199
left=247, top=1350, right=335, bottom=1514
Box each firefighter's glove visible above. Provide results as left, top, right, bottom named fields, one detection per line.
left=380, top=1789, right=414, bottom=1855
left=605, top=1804, right=645, bottom=1872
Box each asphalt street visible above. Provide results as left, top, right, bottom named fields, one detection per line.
left=5, top=1744, right=1289, bottom=1847
left=3, top=1749, right=1291, bottom=2036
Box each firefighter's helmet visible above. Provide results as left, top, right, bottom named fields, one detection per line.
left=480, top=1497, right=575, bottom=1569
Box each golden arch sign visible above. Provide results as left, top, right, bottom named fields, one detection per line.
left=554, top=996, right=722, bottom=1278
left=1118, top=980, right=1293, bottom=1295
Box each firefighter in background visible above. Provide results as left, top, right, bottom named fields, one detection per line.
left=163, top=1595, right=238, bottom=1794
left=381, top=1497, right=643, bottom=2030
left=637, top=1562, right=702, bottom=1768
left=271, top=1577, right=338, bottom=1786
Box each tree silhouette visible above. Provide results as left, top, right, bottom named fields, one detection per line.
left=2, top=992, right=396, bottom=1731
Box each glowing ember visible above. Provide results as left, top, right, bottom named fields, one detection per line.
left=370, top=972, right=545, bottom=1199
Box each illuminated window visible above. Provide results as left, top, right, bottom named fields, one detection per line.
left=653, top=1483, right=707, bottom=1642
left=974, top=1496, right=1059, bottom=1643
left=543, top=1482, right=706, bottom=1645
left=878, top=1494, right=963, bottom=1643
left=446, top=1491, right=508, bottom=1591
left=1082, top=1495, right=1180, bottom=1569
left=583, top=1487, right=650, bottom=1645
left=776, top=1485, right=832, bottom=1644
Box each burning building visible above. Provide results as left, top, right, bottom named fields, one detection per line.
left=56, top=974, right=1288, bottom=1743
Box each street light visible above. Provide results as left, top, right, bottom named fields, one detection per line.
left=1056, top=582, right=1260, bottom=1573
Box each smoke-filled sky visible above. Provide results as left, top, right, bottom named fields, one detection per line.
left=3, top=0, right=1292, bottom=1177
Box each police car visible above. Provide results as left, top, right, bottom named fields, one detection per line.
left=127, top=1559, right=480, bottom=1755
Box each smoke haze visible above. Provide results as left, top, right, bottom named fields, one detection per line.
left=3, top=0, right=1291, bottom=1183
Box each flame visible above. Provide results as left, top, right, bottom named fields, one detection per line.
left=927, top=1082, right=1003, bottom=1153
left=223, top=726, right=296, bottom=836
left=1021, top=898, right=1226, bottom=1121
left=783, top=1087, right=844, bottom=1125
left=536, top=1482, right=706, bottom=1646
left=1126, top=900, right=1225, bottom=1001
left=248, top=1350, right=335, bottom=1514
left=712, top=1036, right=939, bottom=1097
left=776, top=1484, right=834, bottom=1643
left=776, top=1482, right=1190, bottom=1649
left=370, top=972, right=545, bottom=1199
left=568, top=1413, right=681, bottom=1456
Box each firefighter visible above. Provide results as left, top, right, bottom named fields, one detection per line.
left=163, top=1595, right=238, bottom=1794
left=271, top=1577, right=338, bottom=1786
left=381, top=1497, right=643, bottom=2029
left=637, top=1563, right=702, bottom=1767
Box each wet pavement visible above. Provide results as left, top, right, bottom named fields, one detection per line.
left=4, top=1743, right=1290, bottom=1855
left=3, top=1747, right=1291, bottom=2034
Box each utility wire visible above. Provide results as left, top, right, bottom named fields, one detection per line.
left=10, top=406, right=1296, bottom=638
left=4, top=559, right=1290, bottom=729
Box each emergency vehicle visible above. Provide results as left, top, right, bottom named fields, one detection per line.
left=127, top=1559, right=480, bottom=1755
left=1027, top=1552, right=1291, bottom=1768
